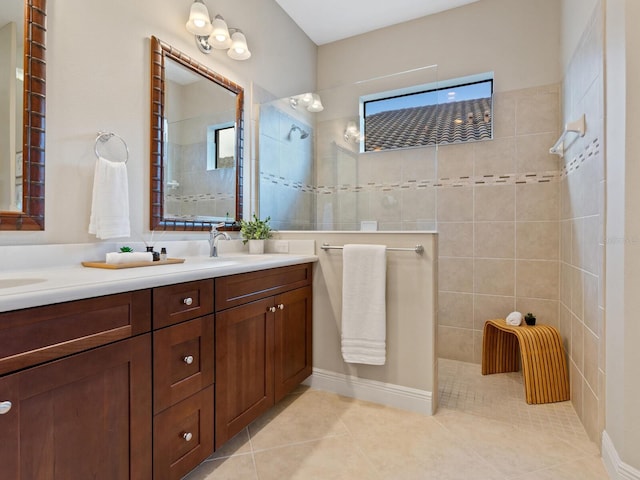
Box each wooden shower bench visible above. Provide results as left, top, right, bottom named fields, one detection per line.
left=481, top=319, right=570, bottom=404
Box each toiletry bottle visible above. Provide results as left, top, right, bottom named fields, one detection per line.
left=147, top=246, right=160, bottom=261
left=160, top=247, right=167, bottom=261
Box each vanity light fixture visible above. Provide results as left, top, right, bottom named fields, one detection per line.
left=185, top=0, right=251, bottom=60
left=227, top=30, right=251, bottom=60
left=307, top=93, right=324, bottom=112
left=289, top=92, right=324, bottom=112
left=344, top=121, right=361, bottom=142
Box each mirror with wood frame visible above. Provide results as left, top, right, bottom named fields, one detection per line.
left=0, top=0, right=46, bottom=230
left=150, top=36, right=243, bottom=231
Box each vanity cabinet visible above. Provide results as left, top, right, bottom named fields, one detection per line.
left=0, top=291, right=152, bottom=480
left=152, top=279, right=215, bottom=480
left=0, top=260, right=313, bottom=479
left=214, top=264, right=312, bottom=448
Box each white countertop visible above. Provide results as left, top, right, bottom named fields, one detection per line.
left=0, top=243, right=317, bottom=313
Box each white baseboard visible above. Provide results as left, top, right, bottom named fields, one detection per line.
left=602, top=430, right=640, bottom=479
left=302, top=368, right=434, bottom=415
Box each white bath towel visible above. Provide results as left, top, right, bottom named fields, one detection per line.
left=105, top=252, right=153, bottom=264
left=88, top=156, right=131, bottom=239
left=341, top=244, right=387, bottom=365
left=506, top=311, right=523, bottom=326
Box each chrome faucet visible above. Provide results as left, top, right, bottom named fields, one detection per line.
left=209, top=222, right=230, bottom=257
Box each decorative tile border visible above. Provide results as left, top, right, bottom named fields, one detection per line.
left=166, top=193, right=235, bottom=202
left=260, top=170, right=562, bottom=195
left=561, top=137, right=601, bottom=178
left=259, top=137, right=602, bottom=196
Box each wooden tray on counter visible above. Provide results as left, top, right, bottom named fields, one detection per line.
left=82, top=258, right=186, bottom=269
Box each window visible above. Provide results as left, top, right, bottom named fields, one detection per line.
left=206, top=123, right=236, bottom=170
left=361, top=72, right=493, bottom=152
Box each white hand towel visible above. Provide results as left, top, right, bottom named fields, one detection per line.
left=105, top=252, right=154, bottom=264
left=341, top=244, right=387, bottom=365
left=88, top=156, right=131, bottom=239
left=506, top=311, right=523, bottom=326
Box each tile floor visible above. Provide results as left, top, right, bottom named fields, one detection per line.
left=184, top=359, right=609, bottom=479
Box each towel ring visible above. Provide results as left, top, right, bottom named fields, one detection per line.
left=94, top=131, right=129, bottom=163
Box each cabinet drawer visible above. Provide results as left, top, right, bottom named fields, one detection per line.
left=0, top=289, right=151, bottom=376
left=153, top=279, right=214, bottom=328
left=153, top=315, right=214, bottom=414
left=153, top=386, right=214, bottom=480
left=215, top=263, right=312, bottom=311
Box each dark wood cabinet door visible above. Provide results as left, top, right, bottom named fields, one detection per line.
left=0, top=334, right=152, bottom=480
left=274, top=286, right=313, bottom=402
left=215, top=297, right=275, bottom=449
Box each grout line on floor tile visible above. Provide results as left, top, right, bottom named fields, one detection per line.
left=336, top=418, right=383, bottom=480
left=249, top=432, right=350, bottom=455
left=205, top=450, right=254, bottom=462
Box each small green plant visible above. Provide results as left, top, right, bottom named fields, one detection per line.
left=524, top=312, right=536, bottom=326
left=119, top=246, right=134, bottom=253
left=240, top=214, right=272, bottom=244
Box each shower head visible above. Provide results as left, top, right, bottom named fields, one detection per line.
left=288, top=124, right=310, bottom=140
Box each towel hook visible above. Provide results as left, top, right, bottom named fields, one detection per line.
left=94, top=131, right=129, bottom=163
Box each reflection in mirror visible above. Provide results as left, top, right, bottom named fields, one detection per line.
left=0, top=0, right=46, bottom=230
left=150, top=36, right=243, bottom=231
left=0, top=2, right=23, bottom=212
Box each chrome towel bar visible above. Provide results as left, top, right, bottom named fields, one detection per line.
left=94, top=131, right=129, bottom=163
left=549, top=114, right=586, bottom=158
left=321, top=243, right=424, bottom=254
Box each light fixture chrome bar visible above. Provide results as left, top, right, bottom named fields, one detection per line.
left=195, top=34, right=213, bottom=54
left=321, top=243, right=424, bottom=254
left=186, top=2, right=250, bottom=59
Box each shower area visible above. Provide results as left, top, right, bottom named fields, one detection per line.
left=255, top=58, right=579, bottom=426
left=254, top=0, right=606, bottom=452
left=258, top=65, right=447, bottom=232
left=258, top=61, right=566, bottom=372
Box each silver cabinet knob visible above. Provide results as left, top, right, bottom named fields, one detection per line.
left=0, top=401, right=11, bottom=415
left=277, top=304, right=284, bottom=310
left=268, top=306, right=276, bottom=313
left=183, top=432, right=193, bottom=442
left=183, top=355, right=194, bottom=365
left=183, top=297, right=193, bottom=306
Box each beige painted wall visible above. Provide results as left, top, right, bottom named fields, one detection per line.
left=276, top=231, right=437, bottom=401
left=1, top=0, right=316, bottom=246
left=317, top=0, right=561, bottom=93
left=605, top=0, right=640, bottom=472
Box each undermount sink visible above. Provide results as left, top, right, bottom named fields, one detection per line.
left=0, top=278, right=47, bottom=289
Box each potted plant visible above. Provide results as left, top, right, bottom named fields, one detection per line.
left=524, top=312, right=536, bottom=326
left=240, top=214, right=272, bottom=254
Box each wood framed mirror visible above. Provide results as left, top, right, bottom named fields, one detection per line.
left=0, top=0, right=46, bottom=230
left=150, top=36, right=244, bottom=231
